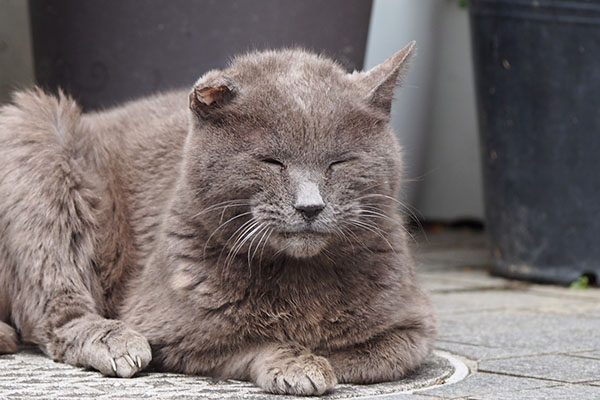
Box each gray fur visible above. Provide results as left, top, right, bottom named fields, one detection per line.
left=0, top=42, right=435, bottom=395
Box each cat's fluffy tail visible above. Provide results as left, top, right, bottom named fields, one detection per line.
left=1, top=87, right=83, bottom=150
left=0, top=321, right=18, bottom=354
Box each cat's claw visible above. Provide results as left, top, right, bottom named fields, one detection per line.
left=124, top=354, right=136, bottom=369
left=110, top=357, right=117, bottom=374
left=136, top=355, right=142, bottom=369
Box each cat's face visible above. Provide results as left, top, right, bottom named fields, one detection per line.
left=184, top=45, right=414, bottom=260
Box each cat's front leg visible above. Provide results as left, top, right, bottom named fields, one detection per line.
left=221, top=344, right=337, bottom=395
left=47, top=314, right=152, bottom=378
left=325, top=324, right=436, bottom=384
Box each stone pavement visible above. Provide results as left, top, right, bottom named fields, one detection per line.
left=410, top=229, right=600, bottom=399
left=1, top=229, right=600, bottom=399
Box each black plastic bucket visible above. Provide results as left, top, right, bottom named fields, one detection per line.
left=470, top=0, right=600, bottom=285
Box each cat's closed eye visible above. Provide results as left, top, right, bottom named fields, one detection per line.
left=328, top=157, right=356, bottom=172
left=261, top=158, right=285, bottom=169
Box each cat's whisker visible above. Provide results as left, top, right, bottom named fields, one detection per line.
left=355, top=193, right=400, bottom=204
left=223, top=220, right=260, bottom=267
left=216, top=218, right=258, bottom=265
left=340, top=224, right=362, bottom=245
left=251, top=225, right=272, bottom=266
left=218, top=201, right=253, bottom=224
left=358, top=203, right=396, bottom=210
left=259, top=228, right=274, bottom=267
left=191, top=199, right=252, bottom=220
left=244, top=223, right=262, bottom=266
left=330, top=227, right=344, bottom=243
left=320, top=247, right=337, bottom=266
left=273, top=241, right=294, bottom=258
left=325, top=224, right=354, bottom=253
left=355, top=193, right=408, bottom=209
left=247, top=223, right=269, bottom=267
left=338, top=224, right=373, bottom=254
left=356, top=181, right=392, bottom=195
left=359, top=202, right=422, bottom=236
left=204, top=211, right=254, bottom=256
left=359, top=208, right=404, bottom=228
left=226, top=221, right=264, bottom=269
left=334, top=227, right=355, bottom=253
left=356, top=193, right=425, bottom=238
left=358, top=193, right=421, bottom=219
left=360, top=208, right=418, bottom=242
left=248, top=226, right=265, bottom=266
left=356, top=206, right=401, bottom=227
left=348, top=219, right=396, bottom=253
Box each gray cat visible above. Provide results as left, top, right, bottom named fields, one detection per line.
left=0, top=42, right=435, bottom=395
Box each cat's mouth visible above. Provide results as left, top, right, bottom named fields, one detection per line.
left=279, top=230, right=328, bottom=238
left=272, top=229, right=331, bottom=258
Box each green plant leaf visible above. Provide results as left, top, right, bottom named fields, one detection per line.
left=570, top=276, right=589, bottom=289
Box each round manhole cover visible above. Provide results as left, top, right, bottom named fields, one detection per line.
left=0, top=347, right=465, bottom=399
left=320, top=351, right=467, bottom=399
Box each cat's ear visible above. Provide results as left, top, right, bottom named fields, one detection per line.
left=189, top=78, right=236, bottom=120
left=352, top=41, right=415, bottom=114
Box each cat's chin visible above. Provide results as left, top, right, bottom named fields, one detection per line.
left=273, top=232, right=329, bottom=259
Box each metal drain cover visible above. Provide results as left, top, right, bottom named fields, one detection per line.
left=0, top=347, right=462, bottom=399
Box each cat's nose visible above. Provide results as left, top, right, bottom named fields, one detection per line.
left=294, top=180, right=325, bottom=220
left=294, top=203, right=325, bottom=220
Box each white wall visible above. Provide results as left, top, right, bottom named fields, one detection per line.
left=415, top=1, right=484, bottom=220
left=365, top=0, right=484, bottom=221
left=363, top=0, right=442, bottom=206
left=0, top=0, right=34, bottom=104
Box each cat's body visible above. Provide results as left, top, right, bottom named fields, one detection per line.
left=0, top=44, right=435, bottom=395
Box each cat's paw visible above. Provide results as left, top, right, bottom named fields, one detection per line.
left=80, top=320, right=152, bottom=378
left=257, top=354, right=337, bottom=396
left=0, top=321, right=18, bottom=354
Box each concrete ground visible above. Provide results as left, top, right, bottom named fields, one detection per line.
left=410, top=229, right=600, bottom=400
left=1, top=229, right=599, bottom=399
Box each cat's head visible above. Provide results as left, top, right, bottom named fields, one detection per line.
left=183, top=43, right=414, bottom=261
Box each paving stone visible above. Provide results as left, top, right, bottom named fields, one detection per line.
left=569, top=350, right=600, bottom=360
left=412, top=230, right=489, bottom=252
left=419, top=278, right=478, bottom=293
left=435, top=340, right=530, bottom=362
left=416, top=371, right=553, bottom=399
left=469, top=384, right=600, bottom=400
left=345, top=394, right=434, bottom=400
left=585, top=351, right=600, bottom=359
left=437, top=310, right=600, bottom=357
left=415, top=249, right=491, bottom=271
left=479, top=354, right=600, bottom=383
left=419, top=271, right=511, bottom=294
left=0, top=346, right=454, bottom=399
left=528, top=284, right=600, bottom=302
left=411, top=230, right=491, bottom=272
left=431, top=289, right=600, bottom=315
